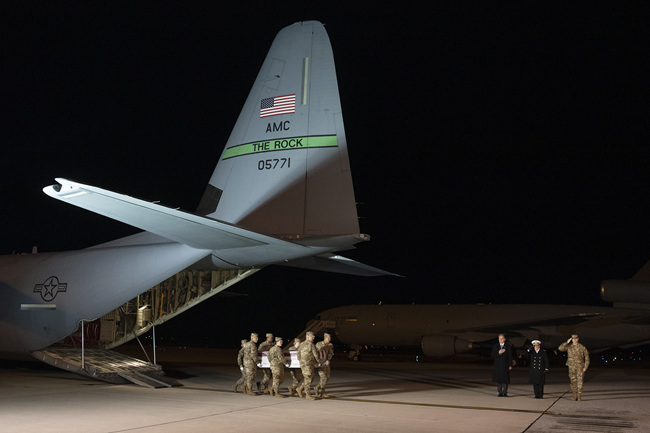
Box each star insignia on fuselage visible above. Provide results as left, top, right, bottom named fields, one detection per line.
left=33, top=276, right=68, bottom=302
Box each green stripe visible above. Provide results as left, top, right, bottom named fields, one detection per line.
left=222, top=135, right=337, bottom=160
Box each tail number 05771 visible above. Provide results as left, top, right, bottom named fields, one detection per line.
left=258, top=158, right=291, bottom=170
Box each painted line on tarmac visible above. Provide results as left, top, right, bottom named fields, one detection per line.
left=328, top=396, right=562, bottom=415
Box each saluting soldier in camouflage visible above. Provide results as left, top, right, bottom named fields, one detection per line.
left=315, top=332, right=334, bottom=398
left=296, top=331, right=320, bottom=400
left=242, top=333, right=259, bottom=396
left=258, top=333, right=275, bottom=394
left=288, top=337, right=303, bottom=396
left=233, top=339, right=248, bottom=392
left=558, top=334, right=590, bottom=401
left=268, top=336, right=289, bottom=398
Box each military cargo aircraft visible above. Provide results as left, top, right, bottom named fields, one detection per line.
left=0, top=21, right=394, bottom=364
left=314, top=261, right=650, bottom=360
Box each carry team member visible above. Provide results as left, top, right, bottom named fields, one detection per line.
left=268, top=336, right=290, bottom=398
left=233, top=339, right=247, bottom=392
left=287, top=338, right=303, bottom=396
left=242, top=333, right=259, bottom=396
left=315, top=332, right=334, bottom=398
left=296, top=331, right=320, bottom=400
left=258, top=332, right=275, bottom=394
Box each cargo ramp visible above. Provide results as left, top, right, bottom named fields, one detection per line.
left=32, top=347, right=179, bottom=388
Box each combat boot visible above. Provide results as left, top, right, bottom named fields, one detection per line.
left=577, top=393, right=582, bottom=401
left=274, top=387, right=285, bottom=398
left=572, top=390, right=577, bottom=401
left=287, top=386, right=295, bottom=396
left=314, top=385, right=320, bottom=397
left=296, top=385, right=304, bottom=398
left=320, top=387, right=330, bottom=398
left=268, top=387, right=274, bottom=397
left=232, top=383, right=238, bottom=393
left=245, top=385, right=256, bottom=396
left=304, top=388, right=315, bottom=400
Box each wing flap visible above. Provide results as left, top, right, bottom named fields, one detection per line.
left=280, top=253, right=401, bottom=277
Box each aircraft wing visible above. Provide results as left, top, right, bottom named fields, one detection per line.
left=447, top=312, right=606, bottom=335
left=43, top=178, right=322, bottom=263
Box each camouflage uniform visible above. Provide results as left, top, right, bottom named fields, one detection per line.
left=558, top=334, right=590, bottom=401
left=258, top=333, right=274, bottom=393
left=288, top=338, right=303, bottom=396
left=267, top=338, right=287, bottom=398
left=233, top=339, right=247, bottom=392
left=315, top=333, right=334, bottom=398
left=242, top=334, right=259, bottom=396
left=296, top=332, right=320, bottom=400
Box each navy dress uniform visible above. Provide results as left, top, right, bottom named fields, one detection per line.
left=528, top=340, right=549, bottom=399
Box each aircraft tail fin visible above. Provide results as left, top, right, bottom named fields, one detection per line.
left=632, top=260, right=650, bottom=280
left=601, top=259, right=650, bottom=306
left=196, top=21, right=360, bottom=240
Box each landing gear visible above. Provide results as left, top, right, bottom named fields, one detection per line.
left=348, top=344, right=361, bottom=361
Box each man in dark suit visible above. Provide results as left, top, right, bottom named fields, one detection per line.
left=527, top=340, right=549, bottom=399
left=491, top=334, right=513, bottom=397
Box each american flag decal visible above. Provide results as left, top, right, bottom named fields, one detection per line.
left=260, top=94, right=296, bottom=118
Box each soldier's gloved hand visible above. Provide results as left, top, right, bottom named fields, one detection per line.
left=285, top=363, right=290, bottom=368
left=240, top=366, right=244, bottom=371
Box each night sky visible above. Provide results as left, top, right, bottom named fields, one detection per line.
left=3, top=3, right=649, bottom=345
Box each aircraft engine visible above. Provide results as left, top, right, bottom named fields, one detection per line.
left=601, top=280, right=650, bottom=304
left=420, top=335, right=474, bottom=358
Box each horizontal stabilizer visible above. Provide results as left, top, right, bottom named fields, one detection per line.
left=43, top=178, right=320, bottom=265
left=281, top=253, right=401, bottom=277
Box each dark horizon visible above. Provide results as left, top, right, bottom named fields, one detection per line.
left=3, top=4, right=649, bottom=345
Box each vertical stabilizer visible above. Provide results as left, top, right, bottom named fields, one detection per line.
left=197, top=21, right=359, bottom=239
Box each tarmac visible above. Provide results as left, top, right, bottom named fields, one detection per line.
left=1, top=347, right=650, bottom=433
